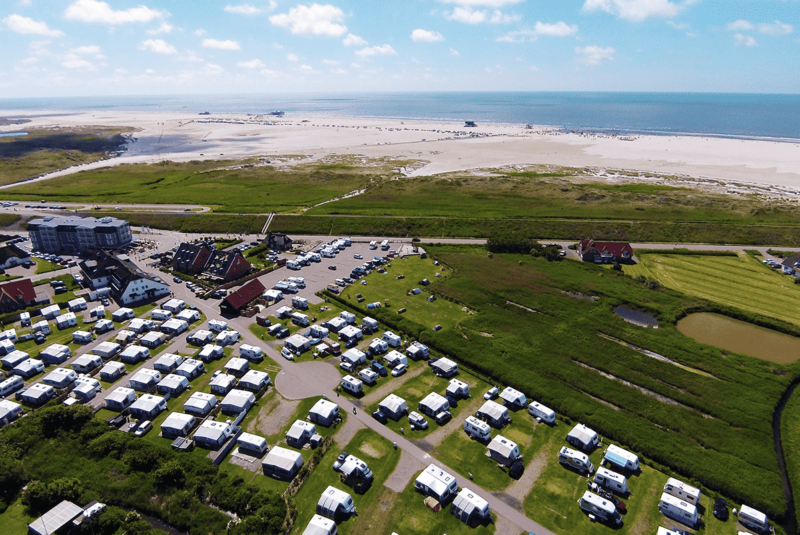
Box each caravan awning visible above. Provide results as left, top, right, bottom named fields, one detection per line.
left=603, top=449, right=628, bottom=469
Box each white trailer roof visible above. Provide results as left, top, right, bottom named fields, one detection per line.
left=420, top=392, right=449, bottom=413
left=499, top=386, right=526, bottom=404
left=478, top=400, right=508, bottom=420
left=416, top=464, right=457, bottom=498
left=380, top=394, right=407, bottom=413
left=302, top=514, right=336, bottom=535
left=568, top=424, right=598, bottom=445
left=263, top=445, right=303, bottom=471
left=659, top=492, right=697, bottom=514
left=488, top=435, right=518, bottom=459
left=310, top=398, right=339, bottom=418
left=452, top=487, right=489, bottom=517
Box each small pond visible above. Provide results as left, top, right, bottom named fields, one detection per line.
left=614, top=306, right=658, bottom=328
left=0, top=131, right=28, bottom=138
left=677, top=312, right=800, bottom=364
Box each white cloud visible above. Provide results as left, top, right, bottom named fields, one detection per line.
left=64, top=0, right=165, bottom=24
left=202, top=38, right=241, bottom=50
left=270, top=3, right=347, bottom=37
left=322, top=58, right=340, bottom=65
left=261, top=68, right=278, bottom=75
left=734, top=33, right=757, bottom=47
left=666, top=20, right=687, bottom=30
left=237, top=58, right=266, bottom=68
left=582, top=0, right=695, bottom=22
left=194, top=28, right=207, bottom=36
left=757, top=21, right=793, bottom=36
left=179, top=51, right=205, bottom=62
left=439, top=0, right=524, bottom=6
left=727, top=19, right=753, bottom=32
left=576, top=45, right=615, bottom=65
left=343, top=33, right=367, bottom=46
left=411, top=29, right=444, bottom=42
left=355, top=44, right=397, bottom=57
left=273, top=42, right=284, bottom=49
left=449, top=47, right=460, bottom=55
left=287, top=53, right=300, bottom=61
left=498, top=21, right=578, bottom=42
left=147, top=22, right=173, bottom=34
left=19, top=0, right=32, bottom=5
left=225, top=3, right=277, bottom=15
left=332, top=67, right=347, bottom=74
left=62, top=45, right=104, bottom=70
left=21, top=57, right=38, bottom=65
left=3, top=14, right=64, bottom=37
left=71, top=45, right=104, bottom=57
left=299, top=64, right=315, bottom=72
left=445, top=6, right=518, bottom=24
left=139, top=39, right=177, bottom=54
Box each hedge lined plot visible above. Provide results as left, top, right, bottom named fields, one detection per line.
left=370, top=246, right=798, bottom=518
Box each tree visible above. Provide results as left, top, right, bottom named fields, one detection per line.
left=0, top=457, right=25, bottom=499
left=155, top=460, right=185, bottom=488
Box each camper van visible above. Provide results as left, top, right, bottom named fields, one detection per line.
left=369, top=241, right=377, bottom=250
left=738, top=505, right=772, bottom=533
left=663, top=478, right=701, bottom=505
left=593, top=467, right=628, bottom=494
left=528, top=401, right=556, bottom=424
left=380, top=240, right=389, bottom=251
left=579, top=491, right=622, bottom=525
left=659, top=493, right=699, bottom=527
left=463, top=415, right=491, bottom=441
left=287, top=261, right=301, bottom=271
left=291, top=313, right=310, bottom=327
left=558, top=446, right=594, bottom=474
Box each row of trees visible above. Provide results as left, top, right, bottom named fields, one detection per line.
left=486, top=234, right=563, bottom=261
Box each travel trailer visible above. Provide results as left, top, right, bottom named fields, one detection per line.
left=579, top=491, right=622, bottom=525
left=527, top=401, right=556, bottom=424
left=463, top=416, right=492, bottom=441
left=658, top=492, right=699, bottom=527
left=558, top=446, right=594, bottom=474
left=593, top=467, right=628, bottom=494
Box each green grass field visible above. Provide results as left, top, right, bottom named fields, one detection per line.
left=33, top=259, right=66, bottom=275
left=290, top=429, right=402, bottom=535
left=338, top=255, right=470, bottom=331
left=631, top=252, right=800, bottom=326
left=780, top=389, right=800, bottom=527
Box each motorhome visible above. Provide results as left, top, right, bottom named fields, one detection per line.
left=369, top=241, right=377, bottom=250
left=738, top=504, right=772, bottom=533
left=380, top=240, right=389, bottom=250
left=286, top=261, right=301, bottom=271
left=292, top=296, right=309, bottom=310
left=579, top=491, right=622, bottom=526
left=291, top=312, right=310, bottom=327
left=663, top=478, right=701, bottom=505
left=558, top=446, right=594, bottom=474
left=567, top=424, right=601, bottom=452
left=658, top=492, right=699, bottom=527
left=463, top=415, right=491, bottom=441
left=593, top=467, right=628, bottom=494
left=528, top=401, right=556, bottom=424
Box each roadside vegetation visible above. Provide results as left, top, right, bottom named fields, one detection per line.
left=0, top=127, right=130, bottom=186
left=780, top=388, right=800, bottom=527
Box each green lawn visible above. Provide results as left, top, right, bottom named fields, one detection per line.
left=433, top=410, right=560, bottom=492
left=290, top=428, right=402, bottom=535
left=34, top=259, right=66, bottom=275
left=781, top=388, right=800, bottom=526
left=632, top=252, right=800, bottom=326
left=0, top=498, right=36, bottom=533
left=375, top=468, right=496, bottom=535
left=338, top=256, right=470, bottom=331
left=366, top=370, right=491, bottom=440
left=242, top=395, right=345, bottom=448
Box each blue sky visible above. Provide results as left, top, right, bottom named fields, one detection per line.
left=1, top=0, right=798, bottom=97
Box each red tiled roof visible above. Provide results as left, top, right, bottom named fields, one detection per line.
left=579, top=239, right=632, bottom=257
left=0, top=279, right=36, bottom=304
left=222, top=278, right=266, bottom=311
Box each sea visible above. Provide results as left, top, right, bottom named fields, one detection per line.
left=1, top=92, right=799, bottom=141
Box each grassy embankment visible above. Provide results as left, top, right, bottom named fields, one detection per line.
left=780, top=389, right=800, bottom=527
left=327, top=246, right=798, bottom=519
left=0, top=127, right=130, bottom=186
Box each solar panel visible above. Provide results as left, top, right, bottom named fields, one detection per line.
left=28, top=500, right=84, bottom=535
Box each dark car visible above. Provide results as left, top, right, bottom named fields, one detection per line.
left=276, top=328, right=290, bottom=339
left=19, top=333, right=34, bottom=343
left=54, top=286, right=68, bottom=295
left=34, top=333, right=46, bottom=344
left=371, top=361, right=388, bottom=377
left=372, top=409, right=388, bottom=424
left=328, top=265, right=337, bottom=271
left=427, top=357, right=440, bottom=367
left=597, top=489, right=626, bottom=512
left=713, top=498, right=728, bottom=520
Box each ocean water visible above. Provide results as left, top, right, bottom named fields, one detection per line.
left=1, top=92, right=799, bottom=141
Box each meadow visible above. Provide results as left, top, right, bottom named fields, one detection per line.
left=0, top=127, right=130, bottom=186
left=627, top=252, right=800, bottom=327
left=327, top=245, right=799, bottom=519
left=780, top=388, right=800, bottom=528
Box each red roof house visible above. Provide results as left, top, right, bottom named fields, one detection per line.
left=0, top=279, right=37, bottom=312
left=578, top=239, right=633, bottom=264
left=221, top=278, right=266, bottom=314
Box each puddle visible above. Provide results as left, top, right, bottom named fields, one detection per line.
left=506, top=300, right=539, bottom=313
left=677, top=312, right=800, bottom=364
left=563, top=291, right=598, bottom=302
left=614, top=306, right=658, bottom=328
left=0, top=131, right=27, bottom=138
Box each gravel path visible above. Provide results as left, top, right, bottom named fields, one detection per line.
left=333, top=413, right=366, bottom=447
left=246, top=394, right=300, bottom=438
left=275, top=360, right=341, bottom=400
left=383, top=449, right=425, bottom=493
left=493, top=515, right=524, bottom=535
left=354, top=363, right=428, bottom=408
left=495, top=428, right=556, bottom=504
left=418, top=394, right=485, bottom=449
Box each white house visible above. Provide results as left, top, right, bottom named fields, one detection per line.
left=119, top=345, right=150, bottom=364
left=418, top=392, right=450, bottom=419
left=431, top=357, right=458, bottom=378
left=446, top=379, right=470, bottom=399
left=92, top=341, right=121, bottom=359
left=341, top=348, right=366, bottom=368
left=286, top=420, right=317, bottom=448
left=156, top=374, right=189, bottom=396
left=0, top=399, right=23, bottom=426
left=115, top=330, right=136, bottom=345
left=41, top=304, right=61, bottom=320
left=368, top=338, right=388, bottom=356
left=129, top=394, right=167, bottom=420
left=140, top=331, right=166, bottom=349
left=40, top=344, right=72, bottom=365
left=71, top=354, right=102, bottom=373
left=176, top=309, right=200, bottom=323
left=316, top=486, right=356, bottom=521
left=72, top=331, right=93, bottom=344
left=94, top=318, right=114, bottom=333
left=161, top=299, right=186, bottom=314
left=239, top=370, right=270, bottom=392
left=326, top=316, right=347, bottom=333
left=1, top=350, right=29, bottom=370
left=175, top=358, right=205, bottom=380
left=487, top=435, right=521, bottom=466
left=129, top=369, right=162, bottom=391
left=263, top=289, right=283, bottom=302
left=160, top=318, right=189, bottom=336
left=225, top=357, right=250, bottom=376
left=238, top=432, right=268, bottom=456
left=221, top=389, right=255, bottom=414
left=160, top=412, right=196, bottom=438
left=450, top=488, right=491, bottom=525
left=99, top=361, right=126, bottom=382
left=67, top=298, right=87, bottom=312
left=21, top=383, right=55, bottom=405
left=43, top=368, right=78, bottom=389
left=415, top=464, right=458, bottom=503
left=284, top=334, right=311, bottom=354
left=379, top=394, right=408, bottom=421
left=262, top=446, right=303, bottom=480
left=128, top=318, right=154, bottom=334
left=183, top=391, right=217, bottom=416
left=199, top=344, right=224, bottom=362
left=567, top=424, right=601, bottom=452
left=384, top=350, right=407, bottom=369
left=13, top=359, right=44, bottom=378
left=209, top=373, right=235, bottom=395
left=188, top=330, right=214, bottom=345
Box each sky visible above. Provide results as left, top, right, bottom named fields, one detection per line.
left=0, top=0, right=798, bottom=97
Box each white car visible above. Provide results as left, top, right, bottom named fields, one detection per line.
left=484, top=386, right=500, bottom=400
left=354, top=254, right=363, bottom=259
left=340, top=361, right=354, bottom=372
left=281, top=348, right=295, bottom=361
left=391, top=364, right=407, bottom=377
left=134, top=420, right=152, bottom=437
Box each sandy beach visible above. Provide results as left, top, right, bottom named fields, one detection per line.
left=2, top=109, right=800, bottom=193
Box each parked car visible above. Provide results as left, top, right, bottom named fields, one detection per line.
left=173, top=276, right=182, bottom=283
left=354, top=254, right=363, bottom=259
left=281, top=348, right=295, bottom=361
left=391, top=364, right=407, bottom=377
left=409, top=412, right=428, bottom=429
left=340, top=361, right=354, bottom=372
left=333, top=452, right=349, bottom=471
left=328, top=265, right=337, bottom=271
left=713, top=498, right=728, bottom=520
left=428, top=357, right=440, bottom=367
left=276, top=328, right=290, bottom=339
left=134, top=421, right=152, bottom=437
left=371, top=361, right=388, bottom=377
left=372, top=410, right=387, bottom=424
left=484, top=386, right=500, bottom=400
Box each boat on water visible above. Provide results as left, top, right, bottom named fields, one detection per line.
left=199, top=111, right=210, bottom=115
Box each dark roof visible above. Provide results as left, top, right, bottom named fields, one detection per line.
left=0, top=279, right=36, bottom=304
left=207, top=249, right=250, bottom=280
left=579, top=238, right=633, bottom=258
left=173, top=243, right=213, bottom=273
left=781, top=255, right=800, bottom=268
left=0, top=243, right=28, bottom=263
left=80, top=251, right=165, bottom=287
left=223, top=279, right=266, bottom=311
